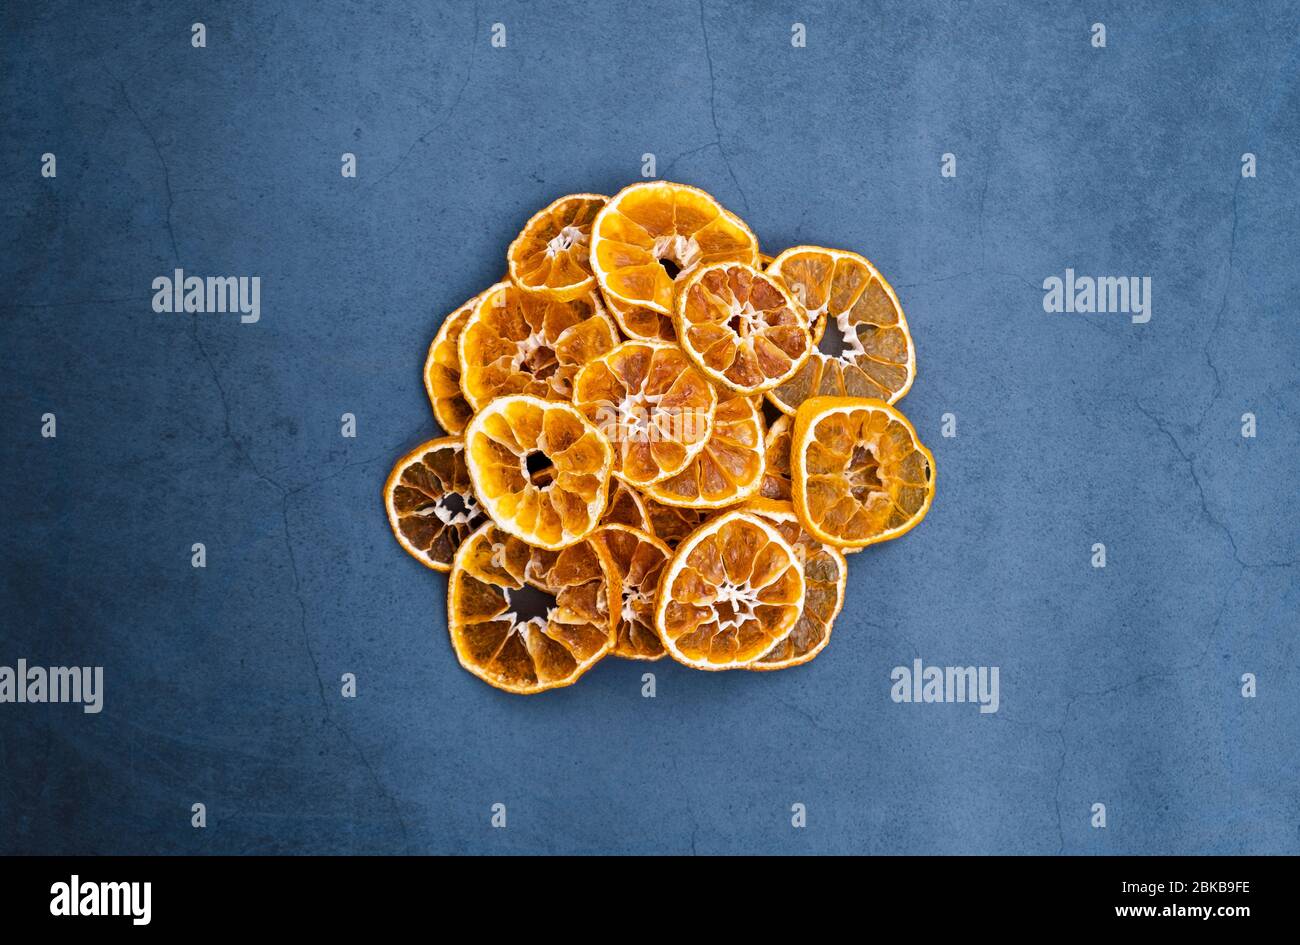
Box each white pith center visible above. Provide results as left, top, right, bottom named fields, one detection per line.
left=418, top=491, right=479, bottom=526
left=653, top=234, right=702, bottom=273
left=832, top=310, right=866, bottom=361
left=728, top=298, right=765, bottom=337
left=546, top=225, right=586, bottom=257
left=711, top=581, right=760, bottom=631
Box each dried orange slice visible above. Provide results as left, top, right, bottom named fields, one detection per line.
left=571, top=340, right=717, bottom=488
left=675, top=262, right=812, bottom=394
left=654, top=510, right=805, bottom=670
left=743, top=498, right=847, bottom=670
left=590, top=524, right=670, bottom=660
left=464, top=395, right=614, bottom=550
left=756, top=413, right=792, bottom=502
left=791, top=396, right=935, bottom=548
left=384, top=437, right=487, bottom=572
left=643, top=393, right=764, bottom=508
left=448, top=522, right=618, bottom=693
left=423, top=293, right=480, bottom=435
left=590, top=181, right=758, bottom=315
left=642, top=496, right=710, bottom=547
left=507, top=193, right=607, bottom=301
left=599, top=478, right=650, bottom=531
left=603, top=291, right=676, bottom=342
left=458, top=281, right=618, bottom=410
left=766, top=247, right=915, bottom=414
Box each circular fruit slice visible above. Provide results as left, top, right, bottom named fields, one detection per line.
left=424, top=293, right=481, bottom=435
left=599, top=478, right=651, bottom=531
left=590, top=181, right=758, bottom=315
left=743, top=498, right=847, bottom=671
left=448, top=522, right=619, bottom=693
left=571, top=340, right=717, bottom=488
left=643, top=393, right=764, bottom=508
left=464, top=395, right=614, bottom=550
left=675, top=262, right=812, bottom=394
left=765, top=246, right=916, bottom=414
left=756, top=413, right=793, bottom=502
left=603, top=291, right=676, bottom=342
left=642, top=496, right=710, bottom=547
left=791, top=396, right=935, bottom=548
left=654, top=510, right=805, bottom=670
left=507, top=193, right=607, bottom=301
left=458, top=281, right=619, bottom=410
left=384, top=437, right=487, bottom=572
left=590, top=524, right=671, bottom=660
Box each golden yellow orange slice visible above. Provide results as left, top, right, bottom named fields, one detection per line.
left=464, top=395, right=613, bottom=550
left=791, top=396, right=935, bottom=548
left=507, top=193, right=607, bottom=301
left=643, top=393, right=764, bottom=508
left=424, top=293, right=480, bottom=435
left=743, top=498, right=847, bottom=670
left=384, top=437, right=487, bottom=572
left=448, top=522, right=618, bottom=693
left=765, top=246, right=915, bottom=414
left=642, top=496, right=710, bottom=547
left=571, top=340, right=717, bottom=488
left=590, top=181, right=758, bottom=315
left=590, top=524, right=671, bottom=660
left=458, top=281, right=618, bottom=410
left=675, top=262, right=812, bottom=394
left=654, top=510, right=805, bottom=670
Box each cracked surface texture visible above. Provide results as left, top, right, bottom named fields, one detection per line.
left=2, top=1, right=1297, bottom=853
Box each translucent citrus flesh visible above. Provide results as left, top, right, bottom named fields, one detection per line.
left=591, top=181, right=758, bottom=315
left=459, top=282, right=618, bottom=410
left=603, top=292, right=676, bottom=342
left=766, top=247, right=915, bottom=414
left=599, top=478, right=650, bottom=531
left=675, top=263, right=811, bottom=394
left=656, top=511, right=804, bottom=669
left=643, top=393, right=764, bottom=508
left=757, top=413, right=792, bottom=502
left=792, top=397, right=934, bottom=548
left=507, top=193, right=607, bottom=301
left=465, top=396, right=613, bottom=549
left=744, top=500, right=846, bottom=670
left=572, top=340, right=717, bottom=487
left=385, top=437, right=487, bottom=572
left=592, top=524, right=670, bottom=660
left=424, top=295, right=478, bottom=435
left=642, top=496, right=709, bottom=547
left=448, top=523, right=617, bottom=693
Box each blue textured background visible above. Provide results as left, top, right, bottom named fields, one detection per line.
left=3, top=1, right=1298, bottom=855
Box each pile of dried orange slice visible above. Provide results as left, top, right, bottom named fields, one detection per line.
left=385, top=182, right=935, bottom=693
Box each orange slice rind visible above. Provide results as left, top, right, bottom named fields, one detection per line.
left=590, top=180, right=759, bottom=315
left=791, top=396, right=935, bottom=548
left=384, top=437, right=487, bottom=572
left=675, top=262, right=812, bottom=394
left=464, top=395, right=614, bottom=550
left=448, top=522, right=618, bottom=693
left=765, top=246, right=915, bottom=414
left=507, top=193, right=607, bottom=301
left=458, top=281, right=619, bottom=410
left=654, top=510, right=805, bottom=670
left=424, top=293, right=480, bottom=435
